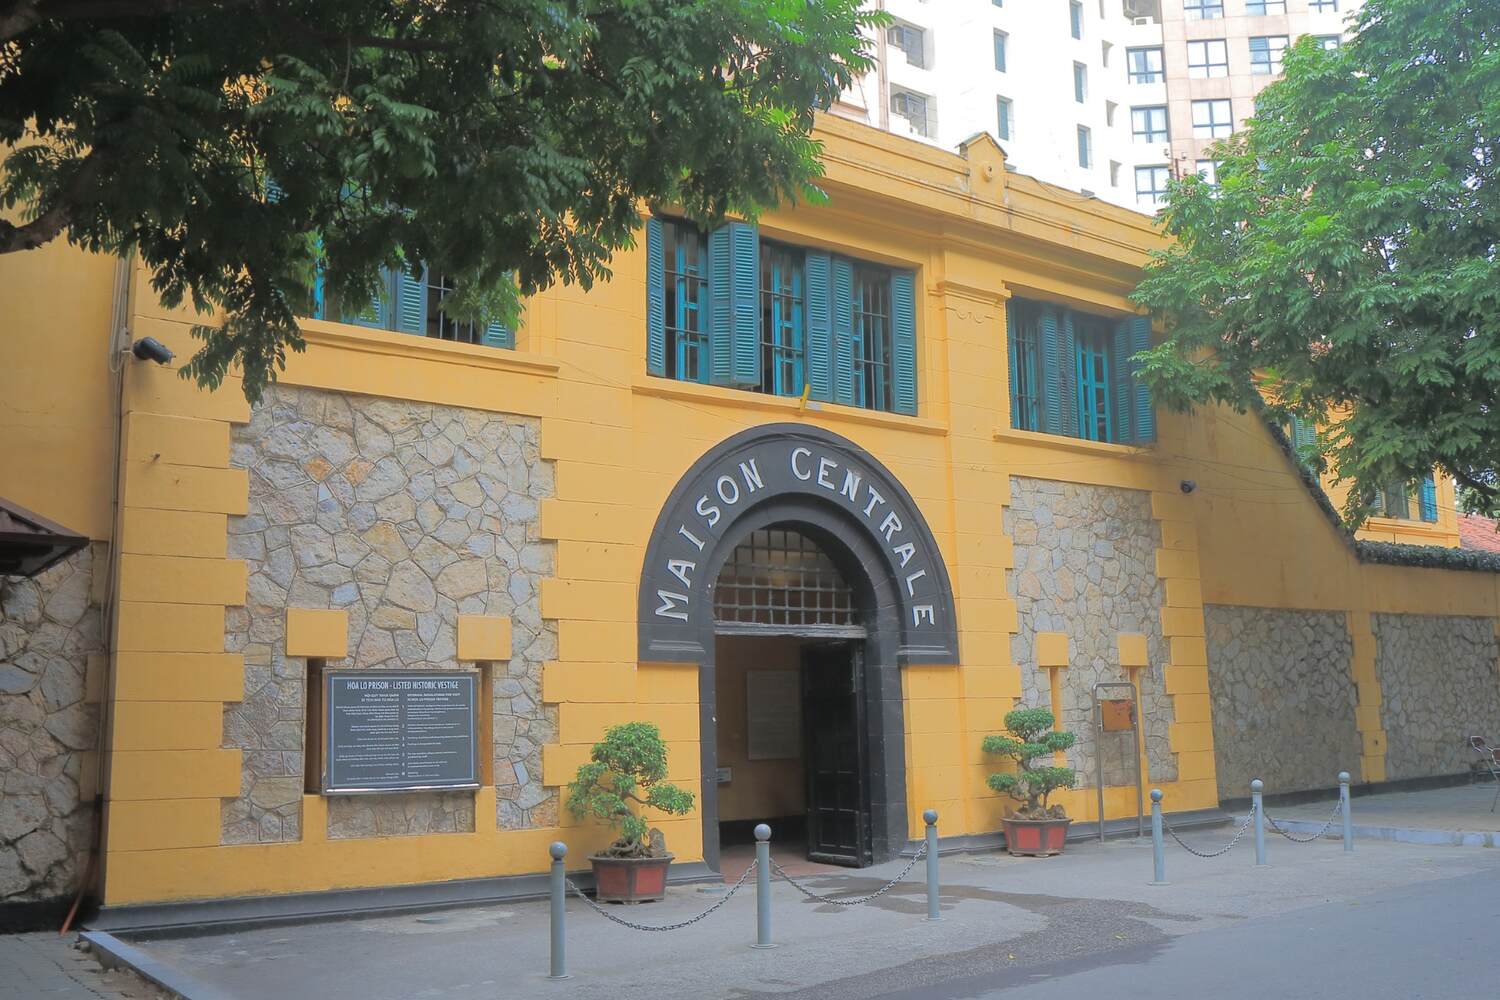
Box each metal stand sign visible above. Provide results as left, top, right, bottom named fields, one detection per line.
left=1093, top=681, right=1144, bottom=843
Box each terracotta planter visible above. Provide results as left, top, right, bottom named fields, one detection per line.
left=1002, top=817, right=1071, bottom=857
left=589, top=853, right=674, bottom=903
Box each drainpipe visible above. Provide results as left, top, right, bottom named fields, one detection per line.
left=876, top=1, right=890, bottom=131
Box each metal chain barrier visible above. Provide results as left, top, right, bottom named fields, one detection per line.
left=565, top=859, right=757, bottom=932
left=1263, top=798, right=1343, bottom=844
left=1160, top=806, right=1257, bottom=858
left=769, top=842, right=927, bottom=906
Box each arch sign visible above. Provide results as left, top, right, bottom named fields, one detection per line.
left=638, top=423, right=960, bottom=664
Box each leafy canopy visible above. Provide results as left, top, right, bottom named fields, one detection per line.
left=982, top=706, right=1077, bottom=818
left=0, top=0, right=877, bottom=400
left=566, top=721, right=693, bottom=856
left=1131, top=0, right=1500, bottom=520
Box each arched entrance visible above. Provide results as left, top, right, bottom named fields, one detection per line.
left=638, top=425, right=959, bottom=871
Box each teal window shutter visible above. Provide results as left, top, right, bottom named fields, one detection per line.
left=1007, top=305, right=1020, bottom=427
left=344, top=268, right=394, bottom=329
left=831, top=257, right=856, bottom=405
left=646, top=218, right=667, bottom=376
left=1128, top=314, right=1155, bottom=442
left=1371, top=485, right=1387, bottom=516
left=1039, top=305, right=1064, bottom=435
left=805, top=251, right=833, bottom=400
left=1419, top=472, right=1438, bottom=522
left=1289, top=415, right=1317, bottom=468
left=891, top=270, right=918, bottom=415
left=481, top=320, right=514, bottom=350
left=1060, top=308, right=1079, bottom=435
left=393, top=263, right=429, bottom=335
left=709, top=221, right=760, bottom=386
left=1110, top=319, right=1134, bottom=443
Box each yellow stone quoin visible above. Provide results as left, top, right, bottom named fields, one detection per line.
left=2, top=112, right=1495, bottom=915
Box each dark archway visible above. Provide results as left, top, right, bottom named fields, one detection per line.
left=637, top=424, right=959, bottom=870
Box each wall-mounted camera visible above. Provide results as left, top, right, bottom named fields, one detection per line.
left=129, top=337, right=174, bottom=365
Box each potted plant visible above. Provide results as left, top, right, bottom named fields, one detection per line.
left=983, top=706, right=1078, bottom=857
left=566, top=721, right=695, bottom=902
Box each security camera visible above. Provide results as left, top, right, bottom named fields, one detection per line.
left=1180, top=479, right=1197, bottom=494
left=130, top=337, right=174, bottom=365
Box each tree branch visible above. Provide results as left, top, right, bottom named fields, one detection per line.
left=0, top=148, right=103, bottom=254
left=2, top=0, right=256, bottom=42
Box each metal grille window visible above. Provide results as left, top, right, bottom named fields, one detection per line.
left=1075, top=319, right=1112, bottom=441
left=423, top=273, right=481, bottom=344
left=759, top=243, right=806, bottom=398
left=1187, top=39, right=1229, bottom=78
left=664, top=220, right=711, bottom=383
left=1009, top=302, right=1042, bottom=431
left=1192, top=99, right=1234, bottom=139
left=1183, top=0, right=1222, bottom=19
left=1132, top=106, right=1169, bottom=144
left=1249, top=36, right=1288, bottom=75
left=1127, top=46, right=1164, bottom=83
left=852, top=266, right=894, bottom=412
left=713, top=529, right=857, bottom=628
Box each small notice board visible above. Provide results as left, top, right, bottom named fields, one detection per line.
left=746, top=670, right=801, bottom=760
left=322, top=670, right=480, bottom=794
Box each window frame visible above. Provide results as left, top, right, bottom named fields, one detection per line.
left=1127, top=46, right=1165, bottom=84
left=1183, top=0, right=1223, bottom=20
left=1131, top=105, right=1169, bottom=144
left=661, top=219, right=712, bottom=384
left=1135, top=164, right=1170, bottom=207
left=1076, top=125, right=1092, bottom=169
left=1246, top=0, right=1286, bottom=14
left=1073, top=61, right=1088, bottom=103
left=996, top=95, right=1014, bottom=141
left=1191, top=98, right=1234, bottom=139
left=1186, top=38, right=1229, bottom=79
left=1070, top=0, right=1084, bottom=39
left=994, top=30, right=1007, bottom=72
left=1074, top=317, right=1113, bottom=442
left=1248, top=35, right=1289, bottom=76
left=758, top=241, right=807, bottom=399
left=851, top=264, right=895, bottom=413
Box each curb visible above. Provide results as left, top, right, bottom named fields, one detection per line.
left=80, top=930, right=233, bottom=1000
left=1234, top=814, right=1500, bottom=848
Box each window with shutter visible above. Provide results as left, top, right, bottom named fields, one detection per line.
left=663, top=219, right=711, bottom=383
left=804, top=252, right=833, bottom=401
left=709, top=221, right=759, bottom=387
left=1419, top=473, right=1439, bottom=522
left=759, top=242, right=806, bottom=397
left=890, top=271, right=917, bottom=416
left=1009, top=302, right=1042, bottom=432
left=1074, top=317, right=1111, bottom=442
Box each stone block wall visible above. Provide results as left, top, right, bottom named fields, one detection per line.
left=1373, top=613, right=1500, bottom=781
left=0, top=546, right=101, bottom=908
left=1204, top=605, right=1359, bottom=799
left=1005, top=478, right=1175, bottom=788
left=224, top=385, right=557, bottom=844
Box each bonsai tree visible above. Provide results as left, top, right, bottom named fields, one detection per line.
left=983, top=707, right=1078, bottom=820
left=567, top=722, right=695, bottom=858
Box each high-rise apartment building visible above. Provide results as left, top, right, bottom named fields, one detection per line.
left=832, top=1, right=1362, bottom=213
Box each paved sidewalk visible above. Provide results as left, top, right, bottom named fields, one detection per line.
left=0, top=932, right=164, bottom=999
left=1252, top=783, right=1500, bottom=846
left=111, top=831, right=1500, bottom=1000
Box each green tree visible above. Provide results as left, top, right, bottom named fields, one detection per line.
left=1132, top=0, right=1500, bottom=521
left=1, top=0, right=876, bottom=399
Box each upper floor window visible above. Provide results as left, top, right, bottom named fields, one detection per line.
left=994, top=30, right=1008, bottom=72
left=997, top=95, right=1015, bottom=140
left=1077, top=125, right=1093, bottom=168
left=307, top=265, right=513, bottom=350
left=1246, top=1, right=1286, bottom=13
left=1249, top=35, right=1289, bottom=75
left=646, top=218, right=919, bottom=415
left=1183, top=0, right=1223, bottom=20
left=1127, top=46, right=1165, bottom=83
left=1315, top=34, right=1342, bottom=50
left=887, top=23, right=927, bottom=69
left=1132, top=105, right=1169, bottom=144
left=1007, top=298, right=1155, bottom=444
left=1070, top=1, right=1084, bottom=38
left=1192, top=98, right=1234, bottom=139
left=1196, top=159, right=1219, bottom=186
left=1373, top=475, right=1439, bottom=522
left=1073, top=61, right=1088, bottom=103
left=1187, top=39, right=1229, bottom=78
left=1309, top=0, right=1339, bottom=11
left=1136, top=164, right=1170, bottom=208
left=891, top=88, right=934, bottom=138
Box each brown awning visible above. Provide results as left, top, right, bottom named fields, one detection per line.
left=0, top=497, right=89, bottom=578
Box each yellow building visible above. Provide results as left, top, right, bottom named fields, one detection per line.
left=1, top=115, right=1494, bottom=928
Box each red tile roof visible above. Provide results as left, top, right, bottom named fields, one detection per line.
left=1458, top=514, right=1500, bottom=555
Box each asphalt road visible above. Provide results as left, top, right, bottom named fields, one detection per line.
left=875, top=866, right=1500, bottom=1000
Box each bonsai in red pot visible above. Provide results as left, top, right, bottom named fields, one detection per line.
left=566, top=721, right=695, bottom=902
left=983, top=707, right=1078, bottom=857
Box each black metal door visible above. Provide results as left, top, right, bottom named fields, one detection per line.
left=802, top=643, right=871, bottom=866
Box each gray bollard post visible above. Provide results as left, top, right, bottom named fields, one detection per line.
left=1339, top=771, right=1353, bottom=852
left=548, top=841, right=569, bottom=980
left=1149, top=789, right=1167, bottom=885
left=923, top=809, right=940, bottom=921
left=752, top=823, right=775, bottom=949
left=1251, top=779, right=1267, bottom=866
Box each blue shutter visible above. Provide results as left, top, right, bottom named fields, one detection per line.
left=311, top=268, right=327, bottom=321
left=393, top=263, right=428, bottom=335
left=646, top=218, right=667, bottom=376
left=1419, top=473, right=1438, bottom=522
left=1060, top=308, right=1079, bottom=436
left=1007, top=304, right=1020, bottom=428
left=1110, top=319, right=1134, bottom=443
left=891, top=270, right=918, bottom=415
left=345, top=268, right=393, bottom=329
left=481, top=320, right=514, bottom=350
left=1371, top=486, right=1387, bottom=516
left=1039, top=306, right=1063, bottom=435
left=805, top=251, right=833, bottom=400
left=831, top=257, right=856, bottom=405
left=709, top=221, right=760, bottom=386
left=1128, top=314, right=1155, bottom=442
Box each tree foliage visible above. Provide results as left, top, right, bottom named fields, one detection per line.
left=566, top=721, right=693, bottom=858
left=982, top=707, right=1076, bottom=820
left=1132, top=0, right=1500, bottom=520
left=1, top=0, right=876, bottom=399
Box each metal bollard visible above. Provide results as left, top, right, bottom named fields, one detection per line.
left=1251, top=779, right=1267, bottom=866
left=923, top=809, right=940, bottom=921
left=752, top=823, right=775, bottom=949
left=1149, top=789, right=1167, bottom=885
left=1339, top=771, right=1353, bottom=852
left=548, top=841, right=569, bottom=980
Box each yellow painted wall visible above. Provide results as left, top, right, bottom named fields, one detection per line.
left=6, top=115, right=1498, bottom=909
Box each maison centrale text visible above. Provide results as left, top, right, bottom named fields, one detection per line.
left=653, top=444, right=939, bottom=629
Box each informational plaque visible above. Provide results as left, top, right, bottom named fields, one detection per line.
left=746, top=670, right=801, bottom=761
left=323, top=670, right=479, bottom=793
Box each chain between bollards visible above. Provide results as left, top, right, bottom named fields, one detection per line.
left=923, top=810, right=940, bottom=921
left=753, top=823, right=774, bottom=949
left=548, top=841, right=568, bottom=980
left=1149, top=789, right=1167, bottom=885
left=1339, top=771, right=1353, bottom=852
left=1251, top=779, right=1267, bottom=866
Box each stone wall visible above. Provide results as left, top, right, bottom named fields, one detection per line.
left=1204, top=605, right=1359, bottom=799
left=1006, top=478, right=1175, bottom=789
left=0, top=546, right=101, bottom=908
left=1373, top=613, right=1500, bottom=781
left=225, top=385, right=557, bottom=844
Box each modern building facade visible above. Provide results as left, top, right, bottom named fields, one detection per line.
left=834, top=1, right=1363, bottom=212
left=0, top=115, right=1490, bottom=930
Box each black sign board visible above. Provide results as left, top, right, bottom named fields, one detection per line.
left=322, top=670, right=480, bottom=794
